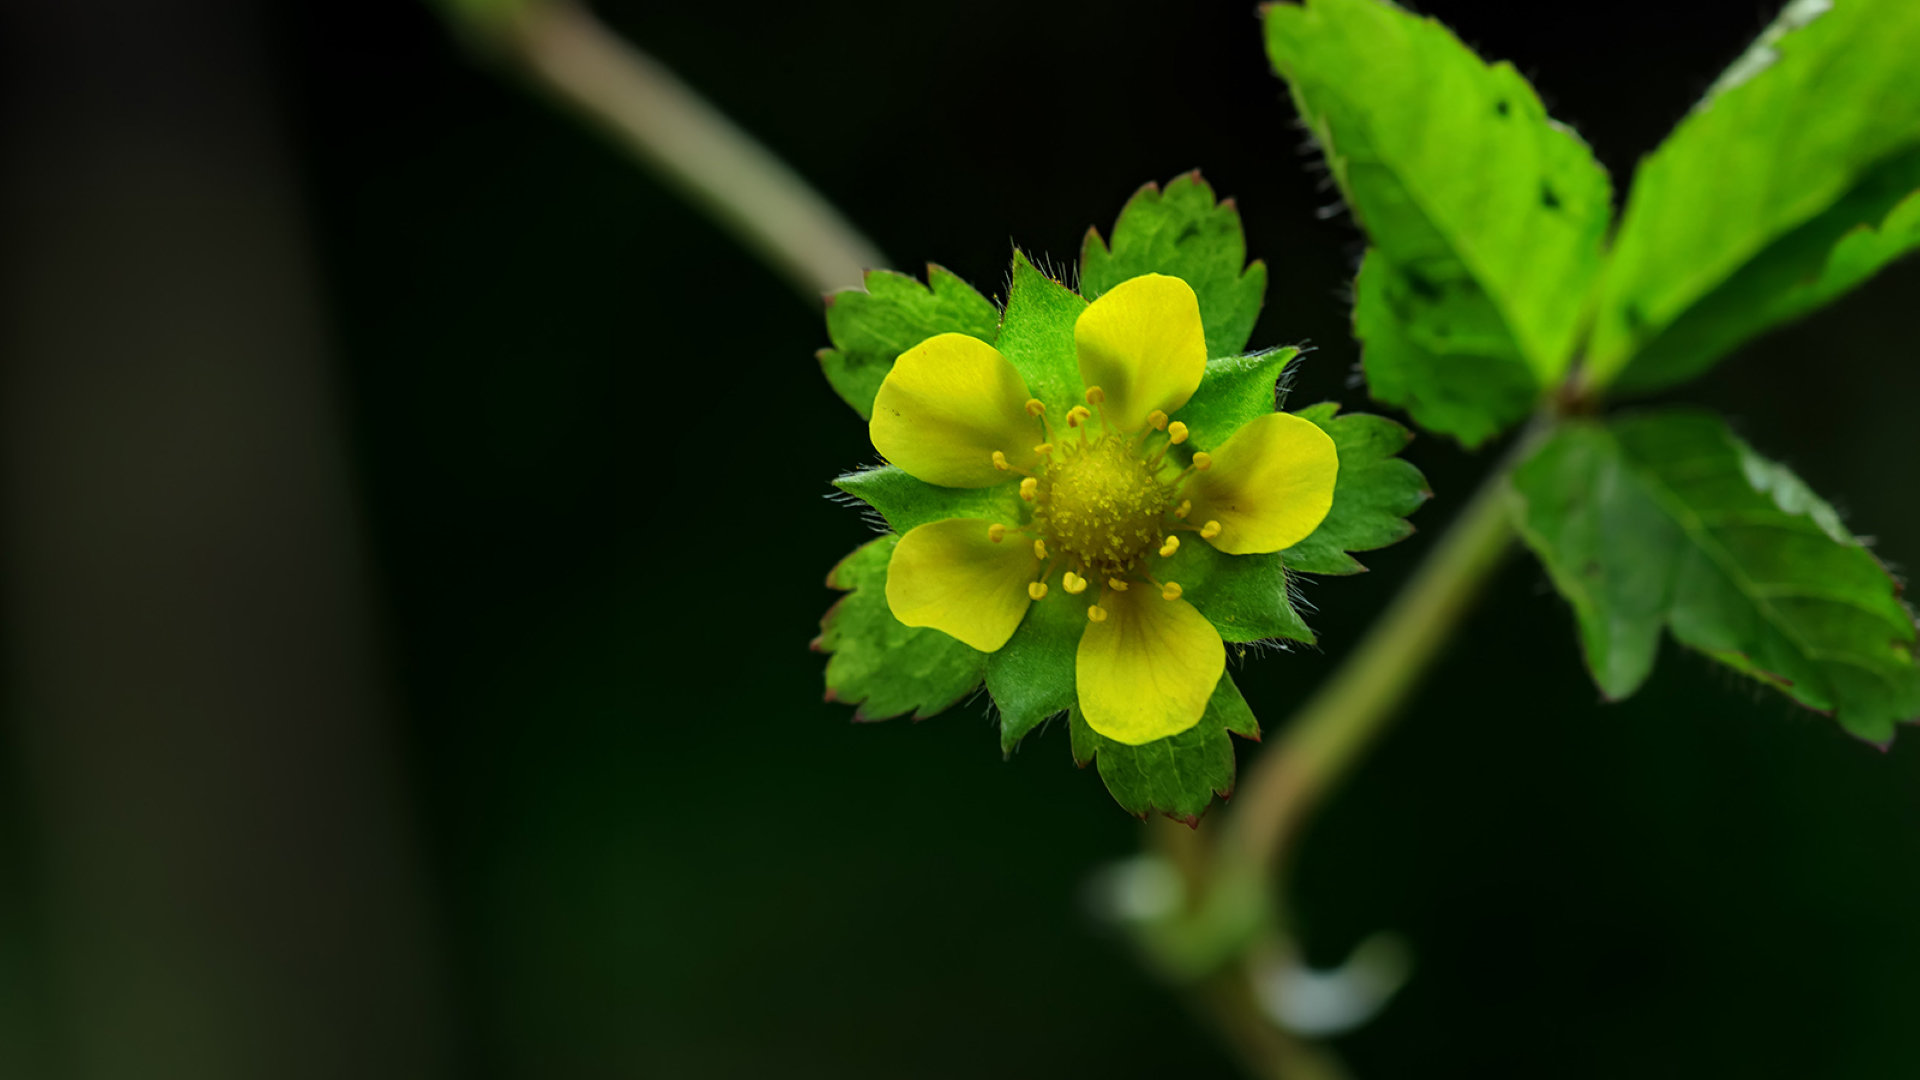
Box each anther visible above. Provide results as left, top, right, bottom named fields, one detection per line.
left=987, top=523, right=1007, bottom=543
left=1159, top=536, right=1180, bottom=557
left=1033, top=442, right=1054, bottom=456
left=1107, top=577, right=1130, bottom=592
left=1192, top=451, right=1213, bottom=471
left=1020, top=477, right=1039, bottom=501
left=1175, top=499, right=1192, bottom=519
left=1161, top=582, right=1183, bottom=601
left=1033, top=539, right=1048, bottom=560
left=1200, top=520, right=1222, bottom=540
left=1085, top=386, right=1106, bottom=405
left=1066, top=405, right=1092, bottom=428
left=1025, top=398, right=1047, bottom=418
left=1167, top=421, right=1189, bottom=445
left=1087, top=605, right=1108, bottom=623
left=1062, top=572, right=1088, bottom=595
left=1146, top=409, right=1168, bottom=432
left=992, top=450, right=1011, bottom=471
left=1028, top=581, right=1049, bottom=601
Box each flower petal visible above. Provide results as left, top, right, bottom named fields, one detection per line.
left=1186, top=412, right=1339, bottom=555
left=886, top=517, right=1039, bottom=651
left=1074, top=273, right=1208, bottom=432
left=870, top=333, right=1040, bottom=488
left=1076, top=588, right=1224, bottom=745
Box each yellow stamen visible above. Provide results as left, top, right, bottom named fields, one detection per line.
left=1085, top=386, right=1106, bottom=405
left=1161, top=581, right=1183, bottom=601
left=987, top=523, right=1007, bottom=544
left=1201, top=520, right=1222, bottom=540
left=1192, top=451, right=1213, bottom=471
left=1146, top=409, right=1169, bottom=432
left=992, top=450, right=1011, bottom=471
left=1175, top=499, right=1192, bottom=519
left=1062, top=571, right=1088, bottom=595
left=1028, top=581, right=1049, bottom=601
left=1087, top=604, right=1108, bottom=623
left=1159, top=536, right=1180, bottom=557
left=1167, top=421, right=1189, bottom=445
left=1107, top=577, right=1130, bottom=592
left=1066, top=405, right=1093, bottom=428
left=1033, top=442, right=1054, bottom=456
left=1033, top=539, right=1048, bottom=560
left=1025, top=398, right=1046, bottom=418
left=1020, top=477, right=1039, bottom=501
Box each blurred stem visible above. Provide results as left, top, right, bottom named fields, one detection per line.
left=452, top=0, right=886, bottom=297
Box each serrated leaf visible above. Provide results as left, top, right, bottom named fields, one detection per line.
left=996, top=251, right=1088, bottom=423
left=833, top=465, right=1022, bottom=535
left=1588, top=0, right=1920, bottom=391
left=820, top=265, right=1001, bottom=419
left=1283, top=402, right=1431, bottom=575
left=1510, top=410, right=1920, bottom=744
left=986, top=583, right=1092, bottom=756
left=1070, top=674, right=1260, bottom=823
left=1178, top=349, right=1298, bottom=451
left=1081, top=172, right=1269, bottom=359
left=816, top=536, right=988, bottom=721
left=1265, top=0, right=1610, bottom=443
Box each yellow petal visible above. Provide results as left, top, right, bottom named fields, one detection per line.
left=870, top=333, right=1039, bottom=488
left=1073, top=274, right=1208, bottom=433
left=1076, top=588, right=1224, bottom=745
left=886, top=518, right=1039, bottom=651
left=1185, top=412, right=1339, bottom=555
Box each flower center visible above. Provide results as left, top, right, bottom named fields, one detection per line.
left=1036, top=433, right=1174, bottom=578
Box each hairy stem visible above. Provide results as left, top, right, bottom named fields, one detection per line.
left=461, top=0, right=887, bottom=297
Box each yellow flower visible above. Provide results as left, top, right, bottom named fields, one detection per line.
left=868, top=273, right=1339, bottom=745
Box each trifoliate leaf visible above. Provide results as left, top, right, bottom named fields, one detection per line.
left=815, top=536, right=988, bottom=721
left=820, top=265, right=1001, bottom=419
left=1265, top=0, right=1611, bottom=444
left=833, top=465, right=1022, bottom=535
left=1178, top=349, right=1299, bottom=451
left=996, top=251, right=1088, bottom=422
left=986, top=584, right=1092, bottom=756
left=1510, top=410, right=1920, bottom=745
left=1283, top=402, right=1431, bottom=575
left=1587, top=0, right=1920, bottom=392
left=1081, top=172, right=1268, bottom=359
left=1070, top=674, right=1261, bottom=823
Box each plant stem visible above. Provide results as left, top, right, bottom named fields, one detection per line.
left=468, top=0, right=887, bottom=298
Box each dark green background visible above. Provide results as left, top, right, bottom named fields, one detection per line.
left=7, top=0, right=1920, bottom=1076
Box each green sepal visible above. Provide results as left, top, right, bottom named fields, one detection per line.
left=996, top=251, right=1088, bottom=422
left=1282, top=402, right=1431, bottom=575
left=1165, top=541, right=1313, bottom=646
left=1587, top=0, right=1920, bottom=390
left=815, top=536, right=988, bottom=721
left=1081, top=171, right=1269, bottom=359
left=1510, top=410, right=1920, bottom=745
left=1178, top=349, right=1299, bottom=451
left=1265, top=0, right=1610, bottom=444
left=986, top=583, right=1092, bottom=756
left=820, top=265, right=1001, bottom=419
left=833, top=466, right=1023, bottom=536
left=1069, top=674, right=1261, bottom=824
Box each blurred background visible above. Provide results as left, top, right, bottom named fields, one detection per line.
left=3, top=0, right=1918, bottom=1076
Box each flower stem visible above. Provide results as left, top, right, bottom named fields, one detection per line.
left=451, top=0, right=887, bottom=298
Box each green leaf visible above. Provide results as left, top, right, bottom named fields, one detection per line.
left=996, top=251, right=1088, bottom=422
left=1070, top=674, right=1261, bottom=823
left=1588, top=0, right=1920, bottom=392
left=1351, top=248, right=1542, bottom=448
left=1164, top=542, right=1314, bottom=646
left=820, top=265, right=1001, bottom=419
left=1282, top=402, right=1431, bottom=575
left=1510, top=410, right=1920, bottom=745
left=1081, top=172, right=1269, bottom=359
left=1264, top=0, right=1611, bottom=443
left=986, top=584, right=1092, bottom=756
left=1178, top=349, right=1298, bottom=451
left=833, top=465, right=1023, bottom=535
left=816, top=536, right=989, bottom=721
